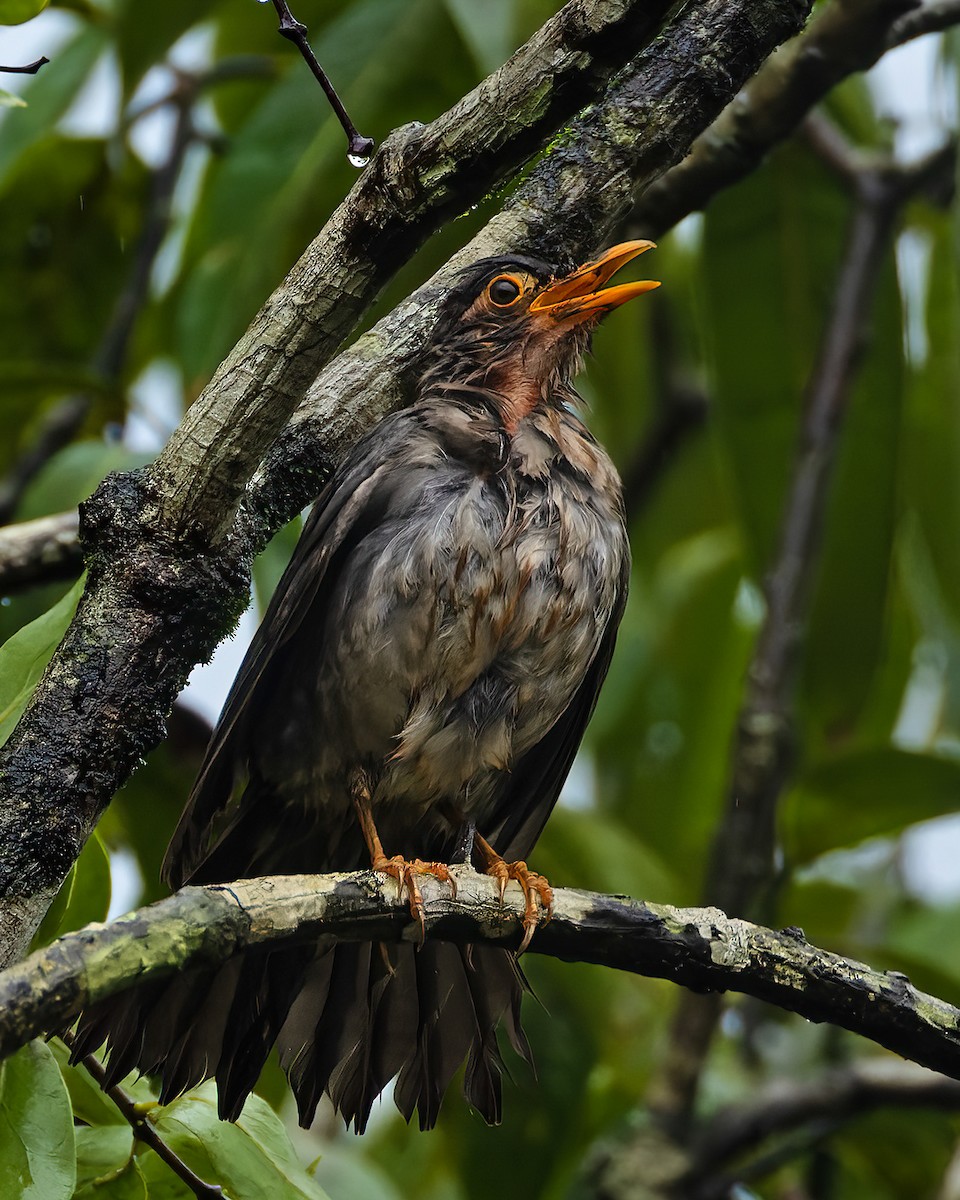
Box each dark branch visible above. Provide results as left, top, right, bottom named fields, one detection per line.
left=707, top=131, right=957, bottom=922
left=632, top=0, right=918, bottom=239
left=0, top=397, right=91, bottom=528
left=687, top=1061, right=960, bottom=1189
left=641, top=125, right=957, bottom=1141
left=0, top=56, right=48, bottom=75
left=889, top=0, right=960, bottom=45
left=59, top=1033, right=223, bottom=1200
left=3, top=869, right=960, bottom=1091
left=267, top=0, right=373, bottom=162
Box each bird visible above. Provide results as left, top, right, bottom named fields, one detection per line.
left=72, top=240, right=659, bottom=1133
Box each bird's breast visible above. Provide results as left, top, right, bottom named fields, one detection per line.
left=275, top=406, right=628, bottom=822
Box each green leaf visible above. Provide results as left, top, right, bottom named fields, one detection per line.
left=30, top=830, right=111, bottom=949
left=48, top=1041, right=127, bottom=1129
left=443, top=0, right=515, bottom=74
left=0, top=1041, right=75, bottom=1200
left=0, top=575, right=84, bottom=746
left=784, top=748, right=960, bottom=863
left=74, top=1126, right=146, bottom=1200
left=0, top=89, right=27, bottom=108
left=702, top=141, right=848, bottom=571
left=149, top=1084, right=330, bottom=1200
left=0, top=0, right=49, bottom=24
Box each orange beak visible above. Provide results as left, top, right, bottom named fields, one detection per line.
left=529, top=240, right=660, bottom=322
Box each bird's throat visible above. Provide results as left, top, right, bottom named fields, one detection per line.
left=482, top=362, right=543, bottom=434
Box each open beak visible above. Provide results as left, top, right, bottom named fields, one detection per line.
left=529, top=240, right=659, bottom=322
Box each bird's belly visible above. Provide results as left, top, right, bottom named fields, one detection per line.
left=286, top=470, right=624, bottom=824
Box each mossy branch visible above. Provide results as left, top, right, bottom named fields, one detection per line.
left=1, top=867, right=958, bottom=1088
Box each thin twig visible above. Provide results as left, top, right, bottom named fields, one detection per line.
left=0, top=57, right=48, bottom=75
left=267, top=0, right=374, bottom=162
left=59, top=1032, right=223, bottom=1200
left=621, top=299, right=710, bottom=513
left=0, top=397, right=90, bottom=527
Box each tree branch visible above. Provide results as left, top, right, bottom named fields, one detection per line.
left=249, top=0, right=813, bottom=534
left=0, top=57, right=48, bottom=75
left=890, top=0, right=960, bottom=45
left=0, top=512, right=82, bottom=592
left=631, top=0, right=918, bottom=239
left=2, top=868, right=959, bottom=1091
left=686, top=1060, right=960, bottom=1191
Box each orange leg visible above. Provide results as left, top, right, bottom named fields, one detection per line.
left=352, top=783, right=456, bottom=940
left=471, top=829, right=553, bottom=954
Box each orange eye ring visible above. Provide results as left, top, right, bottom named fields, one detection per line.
left=486, top=274, right=524, bottom=308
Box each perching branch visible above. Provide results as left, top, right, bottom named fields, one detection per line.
left=3, top=868, right=960, bottom=1089
left=0, top=0, right=811, bottom=968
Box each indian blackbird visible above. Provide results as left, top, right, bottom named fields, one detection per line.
left=73, top=241, right=659, bottom=1132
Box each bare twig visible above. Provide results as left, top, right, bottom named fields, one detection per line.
left=0, top=57, right=48, bottom=75
left=0, top=397, right=90, bottom=527
left=266, top=0, right=373, bottom=162
left=690, top=1061, right=960, bottom=1186
left=621, top=301, right=710, bottom=513
left=59, top=1032, right=223, bottom=1200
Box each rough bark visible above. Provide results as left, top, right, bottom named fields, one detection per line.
left=2, top=868, right=958, bottom=1090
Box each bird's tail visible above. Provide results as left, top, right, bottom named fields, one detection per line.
left=70, top=940, right=532, bottom=1132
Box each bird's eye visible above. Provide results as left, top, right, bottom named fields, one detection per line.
left=487, top=275, right=523, bottom=308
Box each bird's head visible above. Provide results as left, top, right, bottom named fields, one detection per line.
left=419, top=241, right=660, bottom=427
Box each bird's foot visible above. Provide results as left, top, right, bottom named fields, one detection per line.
left=484, top=857, right=553, bottom=954
left=374, top=854, right=456, bottom=940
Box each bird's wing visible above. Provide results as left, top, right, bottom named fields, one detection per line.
left=486, top=552, right=630, bottom=863
left=162, top=412, right=419, bottom=888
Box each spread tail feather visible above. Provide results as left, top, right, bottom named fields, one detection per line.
left=71, top=940, right=532, bottom=1132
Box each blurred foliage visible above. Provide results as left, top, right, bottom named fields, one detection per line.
left=1, top=0, right=960, bottom=1197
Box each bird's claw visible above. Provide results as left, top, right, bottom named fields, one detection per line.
left=374, top=855, right=456, bottom=941
left=485, top=859, right=553, bottom=953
